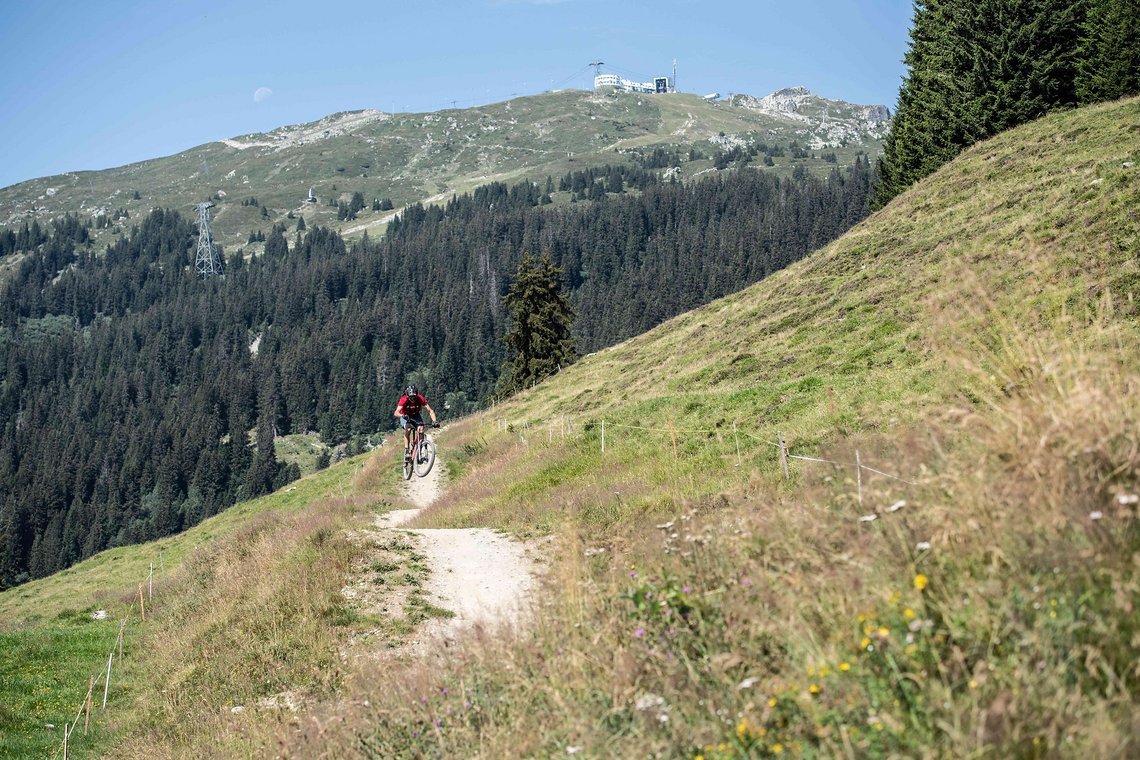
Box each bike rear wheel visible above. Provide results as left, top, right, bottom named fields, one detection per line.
left=402, top=448, right=413, bottom=480
left=414, top=439, right=436, bottom=477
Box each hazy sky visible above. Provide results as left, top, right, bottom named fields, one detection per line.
left=0, top=0, right=913, bottom=189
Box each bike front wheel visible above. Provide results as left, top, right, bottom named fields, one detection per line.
left=414, top=439, right=436, bottom=477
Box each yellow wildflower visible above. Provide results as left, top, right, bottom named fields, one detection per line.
left=877, top=626, right=890, bottom=637
left=839, top=662, right=851, bottom=672
left=860, top=637, right=871, bottom=649
left=809, top=683, right=821, bottom=695
left=857, top=613, right=866, bottom=623
left=904, top=608, right=915, bottom=619
left=873, top=721, right=884, bottom=731
left=914, top=574, right=928, bottom=591
left=969, top=679, right=978, bottom=689
left=819, top=666, right=830, bottom=677
left=768, top=698, right=777, bottom=707
left=772, top=744, right=784, bottom=755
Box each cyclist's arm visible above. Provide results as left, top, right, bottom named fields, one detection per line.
left=422, top=403, right=438, bottom=423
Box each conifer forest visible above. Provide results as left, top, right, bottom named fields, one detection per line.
left=0, top=160, right=874, bottom=585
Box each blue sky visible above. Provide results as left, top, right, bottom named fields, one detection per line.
left=0, top=0, right=913, bottom=189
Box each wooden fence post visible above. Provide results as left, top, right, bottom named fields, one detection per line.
left=138, top=584, right=145, bottom=622
left=84, top=676, right=93, bottom=734
left=855, top=449, right=863, bottom=505
left=149, top=562, right=153, bottom=599
left=778, top=431, right=790, bottom=480
left=733, top=421, right=741, bottom=466
left=118, top=619, right=125, bottom=659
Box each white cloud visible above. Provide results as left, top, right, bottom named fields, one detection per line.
left=253, top=87, right=273, bottom=103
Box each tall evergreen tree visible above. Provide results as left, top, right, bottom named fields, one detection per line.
left=500, top=254, right=576, bottom=395
left=1076, top=0, right=1140, bottom=103
left=877, top=0, right=1083, bottom=207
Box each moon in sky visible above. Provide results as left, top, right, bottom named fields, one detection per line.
left=253, top=87, right=273, bottom=103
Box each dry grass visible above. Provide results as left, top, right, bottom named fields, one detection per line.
left=273, top=310, right=1139, bottom=759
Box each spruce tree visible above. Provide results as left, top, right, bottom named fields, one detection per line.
left=501, top=254, right=576, bottom=394
left=1076, top=0, right=1140, bottom=103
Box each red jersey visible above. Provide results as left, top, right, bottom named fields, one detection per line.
left=398, top=393, right=427, bottom=417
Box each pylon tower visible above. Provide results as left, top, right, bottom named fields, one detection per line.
left=194, top=202, right=223, bottom=277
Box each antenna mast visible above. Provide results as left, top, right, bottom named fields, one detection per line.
left=673, top=58, right=677, bottom=92
left=589, top=60, right=605, bottom=89
left=194, top=202, right=223, bottom=277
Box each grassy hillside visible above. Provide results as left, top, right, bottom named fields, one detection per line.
left=2, top=98, right=1136, bottom=758
left=279, top=97, right=1136, bottom=757
left=0, top=89, right=886, bottom=252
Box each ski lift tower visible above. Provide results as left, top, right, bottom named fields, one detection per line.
left=194, top=202, right=223, bottom=277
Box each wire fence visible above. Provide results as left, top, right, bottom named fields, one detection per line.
left=481, top=411, right=918, bottom=512
left=48, top=554, right=161, bottom=760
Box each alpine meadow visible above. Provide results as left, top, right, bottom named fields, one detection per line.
left=1, top=2, right=1139, bottom=758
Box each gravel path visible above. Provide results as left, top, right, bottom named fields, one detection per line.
left=381, top=458, right=537, bottom=646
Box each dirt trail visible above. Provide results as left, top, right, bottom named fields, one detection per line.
left=380, top=456, right=537, bottom=648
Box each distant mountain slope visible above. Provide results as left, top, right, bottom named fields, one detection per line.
left=0, top=88, right=889, bottom=251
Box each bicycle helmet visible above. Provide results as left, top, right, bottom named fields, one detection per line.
left=405, top=384, right=418, bottom=397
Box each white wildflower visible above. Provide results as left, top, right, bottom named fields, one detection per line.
left=737, top=677, right=760, bottom=690
left=635, top=694, right=666, bottom=711
left=566, top=746, right=583, bottom=755
left=1089, top=511, right=1103, bottom=521
left=1116, top=493, right=1138, bottom=505
left=916, top=541, right=931, bottom=551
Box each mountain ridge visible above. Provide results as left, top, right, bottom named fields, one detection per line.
left=0, top=87, right=889, bottom=250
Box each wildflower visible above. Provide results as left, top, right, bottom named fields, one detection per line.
left=968, top=679, right=978, bottom=689
left=914, top=574, right=928, bottom=591
left=768, top=698, right=777, bottom=707
left=772, top=743, right=784, bottom=754
left=857, top=613, right=867, bottom=623
left=1089, top=511, right=1103, bottom=521
left=916, top=541, right=931, bottom=551
left=630, top=571, right=638, bottom=578
left=809, top=684, right=821, bottom=695
left=634, top=627, right=646, bottom=638
left=741, top=576, right=752, bottom=586
left=860, top=637, right=871, bottom=650
left=839, top=662, right=851, bottom=672
left=566, top=747, right=583, bottom=755
left=904, top=608, right=915, bottom=619
left=737, top=677, right=760, bottom=690
left=878, top=626, right=890, bottom=637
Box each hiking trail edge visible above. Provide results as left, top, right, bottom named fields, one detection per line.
left=380, top=452, right=538, bottom=649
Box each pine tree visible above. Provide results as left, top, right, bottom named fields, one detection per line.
left=1076, top=0, right=1140, bottom=103
left=500, top=254, right=576, bottom=394
left=876, top=0, right=1083, bottom=207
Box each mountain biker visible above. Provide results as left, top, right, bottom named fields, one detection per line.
left=395, top=385, right=437, bottom=460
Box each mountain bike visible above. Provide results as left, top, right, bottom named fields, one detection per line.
left=402, top=420, right=439, bottom=480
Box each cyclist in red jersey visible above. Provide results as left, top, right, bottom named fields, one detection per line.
left=395, top=385, right=437, bottom=460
